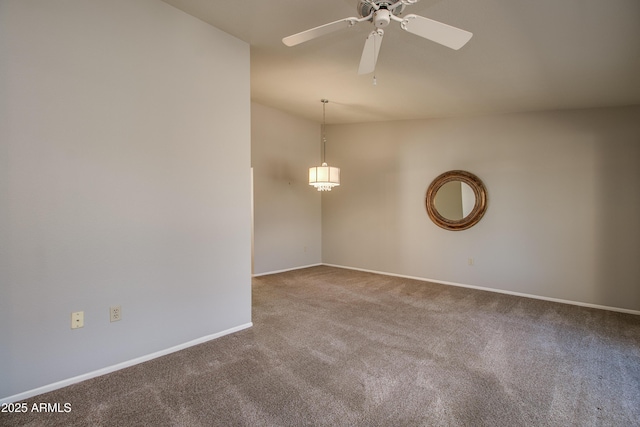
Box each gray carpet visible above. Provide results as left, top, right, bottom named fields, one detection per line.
left=2, top=265, right=639, bottom=426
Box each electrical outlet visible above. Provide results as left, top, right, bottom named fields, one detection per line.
left=110, top=306, right=121, bottom=322
left=71, top=311, right=84, bottom=329
left=468, top=258, right=474, bottom=266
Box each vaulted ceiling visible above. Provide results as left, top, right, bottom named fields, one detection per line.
left=161, top=0, right=640, bottom=123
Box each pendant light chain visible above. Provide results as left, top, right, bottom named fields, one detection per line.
left=321, top=99, right=328, bottom=164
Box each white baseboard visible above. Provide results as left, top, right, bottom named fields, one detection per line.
left=322, top=263, right=640, bottom=316
left=252, top=263, right=322, bottom=277
left=4, top=264, right=636, bottom=404
left=0, top=322, right=253, bottom=405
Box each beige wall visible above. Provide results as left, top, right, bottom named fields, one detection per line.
left=322, top=107, right=640, bottom=312
left=251, top=103, right=322, bottom=274
left=0, top=0, right=251, bottom=400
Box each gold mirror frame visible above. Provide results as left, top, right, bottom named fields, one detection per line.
left=425, top=170, right=487, bottom=231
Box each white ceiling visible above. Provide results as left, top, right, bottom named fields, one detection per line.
left=161, top=0, right=640, bottom=124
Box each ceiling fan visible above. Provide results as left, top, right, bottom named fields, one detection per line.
left=282, top=0, right=472, bottom=75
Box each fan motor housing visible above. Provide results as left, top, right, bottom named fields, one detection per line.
left=357, top=0, right=406, bottom=18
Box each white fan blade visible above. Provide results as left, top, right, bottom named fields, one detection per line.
left=358, top=30, right=384, bottom=75
left=283, top=17, right=360, bottom=47
left=401, top=14, right=472, bottom=50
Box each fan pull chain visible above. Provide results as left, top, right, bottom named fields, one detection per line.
left=373, top=32, right=377, bottom=86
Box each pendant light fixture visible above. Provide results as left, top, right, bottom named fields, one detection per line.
left=309, top=99, right=340, bottom=191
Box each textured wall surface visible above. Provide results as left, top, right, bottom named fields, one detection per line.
left=322, top=107, right=640, bottom=312
left=0, top=0, right=251, bottom=400
left=251, top=103, right=322, bottom=275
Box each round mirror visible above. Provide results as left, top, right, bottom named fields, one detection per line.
left=426, top=170, right=487, bottom=231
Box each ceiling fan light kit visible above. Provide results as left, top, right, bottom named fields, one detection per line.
left=283, top=0, right=472, bottom=75
left=373, top=9, right=391, bottom=28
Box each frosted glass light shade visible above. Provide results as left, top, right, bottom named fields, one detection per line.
left=309, top=162, right=340, bottom=191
